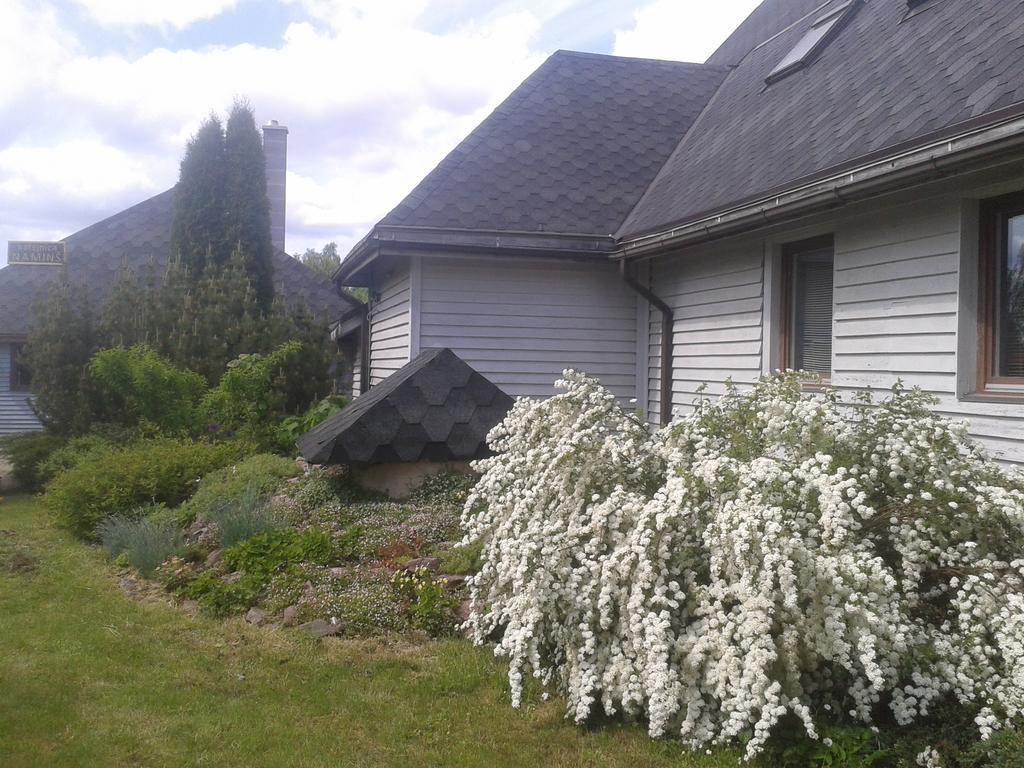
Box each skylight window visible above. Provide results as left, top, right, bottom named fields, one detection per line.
left=766, top=0, right=860, bottom=84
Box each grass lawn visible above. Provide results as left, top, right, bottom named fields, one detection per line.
left=0, top=494, right=742, bottom=768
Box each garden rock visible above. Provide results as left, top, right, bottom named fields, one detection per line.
left=282, top=605, right=299, bottom=626
left=224, top=571, right=243, bottom=584
left=438, top=574, right=467, bottom=589
left=118, top=576, right=139, bottom=594
left=403, top=557, right=440, bottom=574
left=186, top=521, right=211, bottom=545
left=205, top=549, right=222, bottom=568
left=245, top=607, right=267, bottom=626
left=329, top=567, right=346, bottom=579
left=298, top=618, right=342, bottom=638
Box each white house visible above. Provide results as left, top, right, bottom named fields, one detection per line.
left=333, top=0, right=1023, bottom=465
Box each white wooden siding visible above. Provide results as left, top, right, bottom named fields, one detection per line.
left=832, top=198, right=1024, bottom=465
left=368, top=266, right=411, bottom=386
left=645, top=195, right=1023, bottom=465
left=0, top=343, right=42, bottom=435
left=418, top=256, right=640, bottom=401
left=648, top=241, right=765, bottom=418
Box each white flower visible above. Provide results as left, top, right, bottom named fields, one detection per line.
left=462, top=371, right=1024, bottom=760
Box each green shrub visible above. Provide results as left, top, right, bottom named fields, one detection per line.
left=97, top=515, right=185, bottom=576
left=275, top=394, right=348, bottom=449
left=0, top=432, right=66, bottom=491
left=199, top=341, right=304, bottom=445
left=177, top=453, right=299, bottom=526
left=222, top=527, right=334, bottom=582
left=203, top=483, right=283, bottom=547
left=35, top=434, right=112, bottom=487
left=89, top=345, right=207, bottom=434
left=43, top=437, right=243, bottom=539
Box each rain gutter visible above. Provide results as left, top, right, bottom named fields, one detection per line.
left=619, top=111, right=1024, bottom=260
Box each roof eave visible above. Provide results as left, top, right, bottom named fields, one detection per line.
left=335, top=223, right=617, bottom=286
left=619, top=110, right=1024, bottom=260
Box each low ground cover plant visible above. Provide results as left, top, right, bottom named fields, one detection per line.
left=147, top=470, right=467, bottom=634
left=463, top=371, right=1024, bottom=761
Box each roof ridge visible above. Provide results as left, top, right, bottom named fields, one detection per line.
left=61, top=187, right=174, bottom=244
left=553, top=49, right=729, bottom=70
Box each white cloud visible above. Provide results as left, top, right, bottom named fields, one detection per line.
left=0, top=1, right=72, bottom=104
left=0, top=140, right=158, bottom=203
left=72, top=0, right=240, bottom=30
left=7, top=5, right=544, bottom=256
left=0, top=0, right=759, bottom=266
left=613, top=0, right=761, bottom=62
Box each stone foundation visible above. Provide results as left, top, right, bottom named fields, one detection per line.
left=351, top=460, right=474, bottom=500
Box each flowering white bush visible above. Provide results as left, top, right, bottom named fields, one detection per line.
left=462, top=371, right=1024, bottom=759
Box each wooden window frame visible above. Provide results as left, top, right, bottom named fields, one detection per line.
left=779, top=235, right=835, bottom=383
left=977, top=191, right=1024, bottom=395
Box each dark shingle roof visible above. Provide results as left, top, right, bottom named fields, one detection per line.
left=619, top=0, right=1024, bottom=238
left=0, top=189, right=357, bottom=338
left=379, top=50, right=730, bottom=236
left=296, top=347, right=513, bottom=465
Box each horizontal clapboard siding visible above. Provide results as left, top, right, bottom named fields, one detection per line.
left=0, top=393, right=41, bottom=435
left=833, top=199, right=1023, bottom=465
left=0, top=343, right=42, bottom=435
left=419, top=257, right=639, bottom=401
left=644, top=196, right=1022, bottom=465
left=368, top=266, right=411, bottom=386
left=648, top=244, right=764, bottom=418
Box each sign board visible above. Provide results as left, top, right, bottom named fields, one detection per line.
left=7, top=241, right=66, bottom=266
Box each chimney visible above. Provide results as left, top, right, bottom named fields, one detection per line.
left=262, top=120, right=288, bottom=253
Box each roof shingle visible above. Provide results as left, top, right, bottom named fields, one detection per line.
left=619, top=0, right=1024, bottom=238
left=379, top=50, right=730, bottom=236
left=296, top=347, right=513, bottom=465
left=0, top=188, right=357, bottom=338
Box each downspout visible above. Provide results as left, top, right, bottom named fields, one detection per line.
left=359, top=305, right=370, bottom=395
left=619, top=259, right=673, bottom=425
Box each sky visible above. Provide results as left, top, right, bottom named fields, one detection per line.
left=0, top=0, right=762, bottom=267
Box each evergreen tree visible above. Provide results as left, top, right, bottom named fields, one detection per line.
left=24, top=273, right=104, bottom=434
left=23, top=101, right=332, bottom=436
left=101, top=260, right=158, bottom=347
left=170, top=114, right=227, bottom=276
left=224, top=101, right=275, bottom=309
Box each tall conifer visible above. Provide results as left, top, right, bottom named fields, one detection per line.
left=170, top=115, right=227, bottom=275
left=224, top=101, right=275, bottom=310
